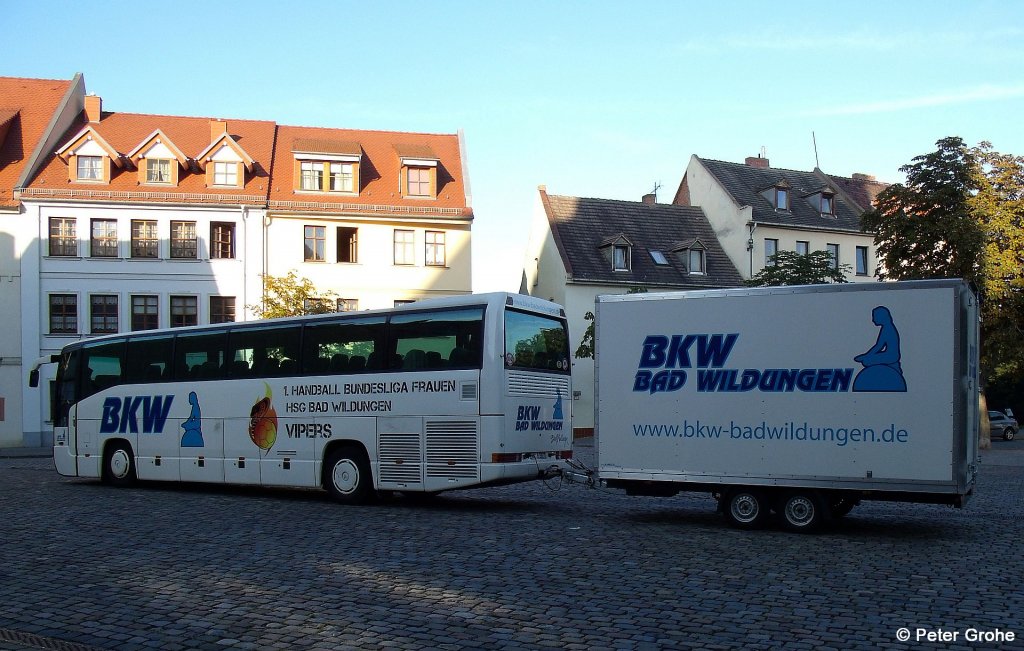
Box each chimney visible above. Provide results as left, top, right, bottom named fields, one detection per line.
left=642, top=193, right=657, bottom=205
left=852, top=173, right=877, bottom=182
left=85, top=95, right=102, bottom=123
left=211, top=119, right=228, bottom=140
left=745, top=156, right=769, bottom=169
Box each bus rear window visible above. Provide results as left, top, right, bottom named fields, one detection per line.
left=504, top=309, right=570, bottom=373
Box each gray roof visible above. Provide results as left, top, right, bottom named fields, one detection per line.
left=542, top=192, right=744, bottom=288
left=697, top=158, right=875, bottom=233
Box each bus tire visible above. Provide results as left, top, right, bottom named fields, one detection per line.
left=102, top=441, right=136, bottom=487
left=722, top=488, right=770, bottom=529
left=323, top=445, right=373, bottom=504
left=778, top=490, right=828, bottom=533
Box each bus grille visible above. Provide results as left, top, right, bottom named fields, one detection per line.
left=507, top=371, right=570, bottom=398
left=378, top=431, right=422, bottom=484
left=426, top=420, right=479, bottom=479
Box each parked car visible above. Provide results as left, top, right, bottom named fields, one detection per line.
left=988, top=410, right=1018, bottom=441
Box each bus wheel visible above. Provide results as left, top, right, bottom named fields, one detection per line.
left=323, top=445, right=372, bottom=504
left=723, top=488, right=770, bottom=529
left=779, top=491, right=828, bottom=533
left=102, top=442, right=136, bottom=487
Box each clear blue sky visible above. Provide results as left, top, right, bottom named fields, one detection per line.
left=4, top=1, right=1022, bottom=292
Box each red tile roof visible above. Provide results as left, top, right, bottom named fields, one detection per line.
left=0, top=76, right=74, bottom=209
left=26, top=111, right=277, bottom=204
left=269, top=125, right=469, bottom=217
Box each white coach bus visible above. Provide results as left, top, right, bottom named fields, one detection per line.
left=31, top=293, right=572, bottom=503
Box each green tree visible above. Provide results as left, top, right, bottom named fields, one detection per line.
left=574, top=287, right=647, bottom=359
left=745, top=250, right=850, bottom=287
left=861, top=136, right=987, bottom=284
left=248, top=271, right=338, bottom=319
left=861, top=137, right=1024, bottom=413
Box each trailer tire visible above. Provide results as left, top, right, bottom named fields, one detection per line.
left=323, top=445, right=373, bottom=504
left=1004, top=428, right=1016, bottom=441
left=779, top=491, right=828, bottom=533
left=102, top=441, right=137, bottom=487
left=723, top=489, right=771, bottom=529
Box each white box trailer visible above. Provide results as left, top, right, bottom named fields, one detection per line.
left=595, top=279, right=979, bottom=531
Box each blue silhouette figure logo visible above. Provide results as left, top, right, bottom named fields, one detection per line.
left=853, top=306, right=907, bottom=392
left=180, top=391, right=205, bottom=447
left=553, top=389, right=564, bottom=420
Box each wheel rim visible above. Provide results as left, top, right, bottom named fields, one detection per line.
left=331, top=458, right=360, bottom=495
left=785, top=496, right=815, bottom=527
left=109, top=449, right=131, bottom=479
left=730, top=494, right=760, bottom=523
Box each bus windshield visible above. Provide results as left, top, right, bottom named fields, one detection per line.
left=503, top=308, right=570, bottom=373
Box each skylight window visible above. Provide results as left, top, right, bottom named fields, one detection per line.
left=650, top=250, right=669, bottom=265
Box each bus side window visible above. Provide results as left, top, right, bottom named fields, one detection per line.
left=390, top=308, right=484, bottom=372
left=301, top=317, right=385, bottom=376
left=229, top=325, right=301, bottom=379
left=125, top=336, right=173, bottom=384
left=80, top=340, right=126, bottom=399
left=173, top=331, right=227, bottom=381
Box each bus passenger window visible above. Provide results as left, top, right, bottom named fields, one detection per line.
left=390, top=308, right=484, bottom=371
left=229, top=325, right=301, bottom=378
left=126, top=335, right=173, bottom=384
left=301, top=317, right=385, bottom=376
left=173, top=331, right=227, bottom=381
left=80, top=340, right=126, bottom=398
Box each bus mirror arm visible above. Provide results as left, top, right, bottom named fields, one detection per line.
left=27, top=355, right=58, bottom=388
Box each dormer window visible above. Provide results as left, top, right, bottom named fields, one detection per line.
left=599, top=234, right=633, bottom=272
left=129, top=131, right=188, bottom=186
left=775, top=186, right=789, bottom=211
left=395, top=144, right=439, bottom=199
left=146, top=159, right=171, bottom=184
left=613, top=245, right=630, bottom=271
left=819, top=191, right=835, bottom=215
left=293, top=139, right=362, bottom=195
left=670, top=238, right=707, bottom=275
left=213, top=161, right=239, bottom=187
left=77, top=156, right=102, bottom=181
left=57, top=126, right=123, bottom=184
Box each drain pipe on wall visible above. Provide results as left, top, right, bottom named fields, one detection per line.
left=747, top=222, right=757, bottom=277
left=240, top=205, right=249, bottom=317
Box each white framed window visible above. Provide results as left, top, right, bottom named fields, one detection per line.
left=425, top=231, right=446, bottom=266
left=613, top=245, right=630, bottom=271
left=688, top=249, right=705, bottom=274
left=407, top=167, right=431, bottom=196
left=146, top=159, right=171, bottom=184
left=796, top=240, right=809, bottom=256
left=213, top=162, right=238, bottom=186
left=775, top=187, right=789, bottom=211
left=394, top=229, right=415, bottom=265
left=304, top=225, right=326, bottom=262
left=77, top=156, right=102, bottom=181
left=330, top=163, right=354, bottom=192
left=820, top=193, right=835, bottom=215
left=300, top=161, right=322, bottom=191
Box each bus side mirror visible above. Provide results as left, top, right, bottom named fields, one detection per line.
left=29, top=369, right=40, bottom=388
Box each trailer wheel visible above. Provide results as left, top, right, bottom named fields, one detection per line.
left=723, top=489, right=770, bottom=529
left=323, top=445, right=373, bottom=504
left=779, top=491, right=828, bottom=533
left=102, top=441, right=136, bottom=487
left=1004, top=428, right=1016, bottom=441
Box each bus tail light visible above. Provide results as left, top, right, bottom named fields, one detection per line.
left=491, top=453, right=523, bottom=463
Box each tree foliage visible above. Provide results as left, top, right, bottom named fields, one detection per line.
left=862, top=137, right=1024, bottom=408
left=745, top=250, right=850, bottom=287
left=574, top=287, right=647, bottom=360
left=248, top=271, right=338, bottom=319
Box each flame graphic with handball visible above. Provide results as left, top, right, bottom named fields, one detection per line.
left=248, top=383, right=278, bottom=453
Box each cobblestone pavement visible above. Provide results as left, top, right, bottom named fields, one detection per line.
left=1, top=440, right=1022, bottom=651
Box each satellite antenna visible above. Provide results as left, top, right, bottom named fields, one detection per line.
left=651, top=182, right=661, bottom=200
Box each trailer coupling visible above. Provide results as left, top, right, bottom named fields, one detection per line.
left=558, top=458, right=597, bottom=489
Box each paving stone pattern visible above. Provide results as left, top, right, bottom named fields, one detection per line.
left=0, top=441, right=1022, bottom=650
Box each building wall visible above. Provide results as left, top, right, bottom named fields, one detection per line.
left=265, top=214, right=472, bottom=310
left=520, top=192, right=567, bottom=305
left=684, top=157, right=878, bottom=282
left=0, top=212, right=32, bottom=446
left=14, top=200, right=264, bottom=445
